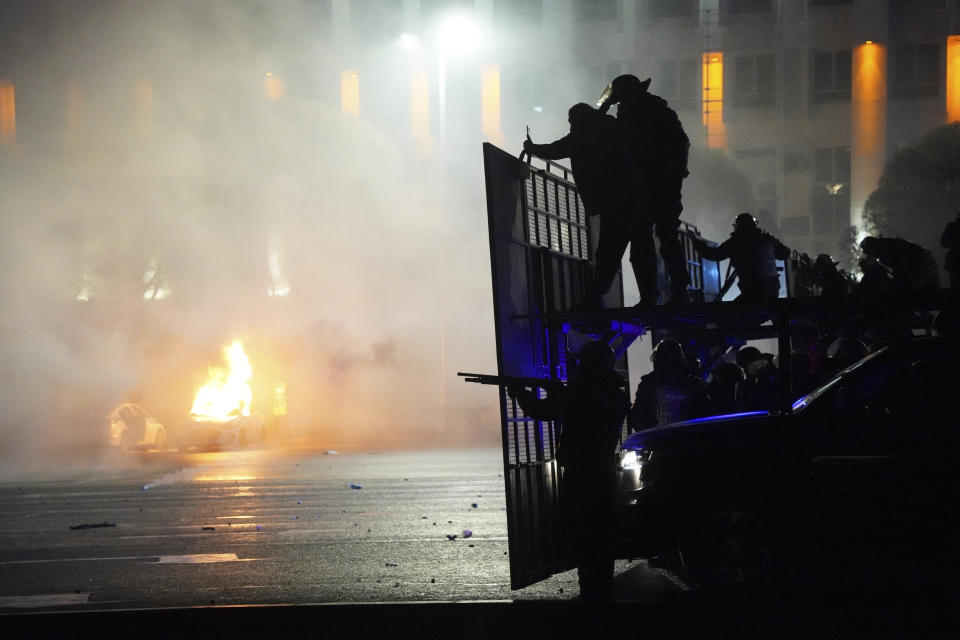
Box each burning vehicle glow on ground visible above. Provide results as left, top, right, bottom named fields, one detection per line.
left=177, top=341, right=266, bottom=451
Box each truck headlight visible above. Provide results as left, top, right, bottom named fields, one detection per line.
left=619, top=449, right=650, bottom=472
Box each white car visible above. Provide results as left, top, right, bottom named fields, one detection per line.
left=108, top=403, right=167, bottom=451
left=177, top=413, right=266, bottom=451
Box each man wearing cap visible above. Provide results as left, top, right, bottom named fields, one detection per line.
left=599, top=74, right=692, bottom=304
left=692, top=213, right=790, bottom=302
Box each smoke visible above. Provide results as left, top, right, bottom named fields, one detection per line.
left=0, top=1, right=504, bottom=466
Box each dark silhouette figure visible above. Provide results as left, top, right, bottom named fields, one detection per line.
left=859, top=236, right=941, bottom=292
left=599, top=74, right=691, bottom=304
left=941, top=213, right=960, bottom=289
left=825, top=337, right=869, bottom=376
left=856, top=255, right=896, bottom=298
left=629, top=338, right=710, bottom=431
left=523, top=103, right=645, bottom=309
left=708, top=361, right=747, bottom=413
left=813, top=254, right=851, bottom=299
left=508, top=341, right=629, bottom=600
left=693, top=213, right=790, bottom=302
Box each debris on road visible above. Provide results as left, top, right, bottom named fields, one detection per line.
left=291, top=516, right=298, bottom=520
left=446, top=534, right=457, bottom=541
left=256, top=525, right=262, bottom=530
left=349, top=483, right=363, bottom=490
left=462, top=530, right=473, bottom=538
left=297, top=501, right=302, bottom=505
left=385, top=562, right=398, bottom=567
left=70, top=522, right=116, bottom=530
left=325, top=450, right=340, bottom=455
left=471, top=502, right=478, bottom=508
left=202, top=526, right=215, bottom=531
left=141, top=486, right=149, bottom=491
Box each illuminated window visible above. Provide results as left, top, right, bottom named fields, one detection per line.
left=892, top=43, right=940, bottom=98
left=577, top=0, right=618, bottom=22
left=811, top=50, right=852, bottom=103
left=733, top=54, right=775, bottom=107
left=658, top=59, right=698, bottom=110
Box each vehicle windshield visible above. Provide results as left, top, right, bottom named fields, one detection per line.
left=791, top=348, right=886, bottom=412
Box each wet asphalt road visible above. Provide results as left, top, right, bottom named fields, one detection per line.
left=0, top=447, right=682, bottom=613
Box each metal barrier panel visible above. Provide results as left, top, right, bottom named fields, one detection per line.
left=482, top=143, right=625, bottom=589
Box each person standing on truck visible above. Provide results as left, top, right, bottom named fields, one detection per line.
left=599, top=74, right=692, bottom=304
left=692, top=213, right=790, bottom=302
left=507, top=341, right=629, bottom=600
left=859, top=236, right=941, bottom=293
left=629, top=338, right=711, bottom=432
left=523, top=103, right=650, bottom=309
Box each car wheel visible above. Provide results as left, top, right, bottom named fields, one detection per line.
left=154, top=428, right=165, bottom=449
left=679, top=506, right=775, bottom=591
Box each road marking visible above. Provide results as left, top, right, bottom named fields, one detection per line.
left=0, top=553, right=252, bottom=565
left=0, top=593, right=90, bottom=608
left=156, top=553, right=243, bottom=564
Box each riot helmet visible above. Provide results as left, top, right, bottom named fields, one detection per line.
left=651, top=338, right=685, bottom=370
left=576, top=340, right=615, bottom=372
left=734, top=213, right=758, bottom=232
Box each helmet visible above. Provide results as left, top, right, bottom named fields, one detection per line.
left=567, top=102, right=595, bottom=126
left=609, top=74, right=651, bottom=101
left=576, top=341, right=615, bottom=372
left=814, top=254, right=838, bottom=271
left=651, top=338, right=685, bottom=370
left=710, top=361, right=746, bottom=384
left=827, top=338, right=868, bottom=370
left=735, top=346, right=762, bottom=370
left=734, top=213, right=758, bottom=231
left=859, top=236, right=879, bottom=255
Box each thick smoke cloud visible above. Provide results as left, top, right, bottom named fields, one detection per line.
left=0, top=1, right=502, bottom=466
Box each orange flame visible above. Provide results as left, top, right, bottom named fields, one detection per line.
left=190, top=341, right=253, bottom=422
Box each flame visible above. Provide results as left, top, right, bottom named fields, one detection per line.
left=190, top=341, right=253, bottom=422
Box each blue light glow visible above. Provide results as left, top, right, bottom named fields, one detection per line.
left=676, top=411, right=769, bottom=425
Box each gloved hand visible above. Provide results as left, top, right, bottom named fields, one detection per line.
left=522, top=137, right=533, bottom=152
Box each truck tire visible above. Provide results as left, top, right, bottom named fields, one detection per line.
left=679, top=505, right=775, bottom=591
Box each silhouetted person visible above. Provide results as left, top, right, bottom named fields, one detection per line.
left=813, top=254, right=851, bottom=299
left=825, top=337, right=869, bottom=376
left=523, top=103, right=646, bottom=309
left=856, top=255, right=896, bottom=298
left=941, top=213, right=960, bottom=289
left=708, top=362, right=747, bottom=413
left=508, top=341, right=628, bottom=600
left=629, top=338, right=710, bottom=431
left=859, top=236, right=941, bottom=293
left=692, top=213, right=790, bottom=302
left=599, top=74, right=691, bottom=304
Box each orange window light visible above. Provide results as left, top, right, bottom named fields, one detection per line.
left=341, top=70, right=359, bottom=117
left=702, top=52, right=726, bottom=151
left=947, top=36, right=960, bottom=123
left=0, top=81, right=16, bottom=147
left=851, top=42, right=887, bottom=231
left=481, top=65, right=504, bottom=146
left=264, top=72, right=285, bottom=101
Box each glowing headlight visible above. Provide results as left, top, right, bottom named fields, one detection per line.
left=619, top=449, right=646, bottom=471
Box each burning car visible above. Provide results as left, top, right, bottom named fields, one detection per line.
left=177, top=340, right=267, bottom=451
left=177, top=411, right=266, bottom=451
left=108, top=403, right=167, bottom=451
